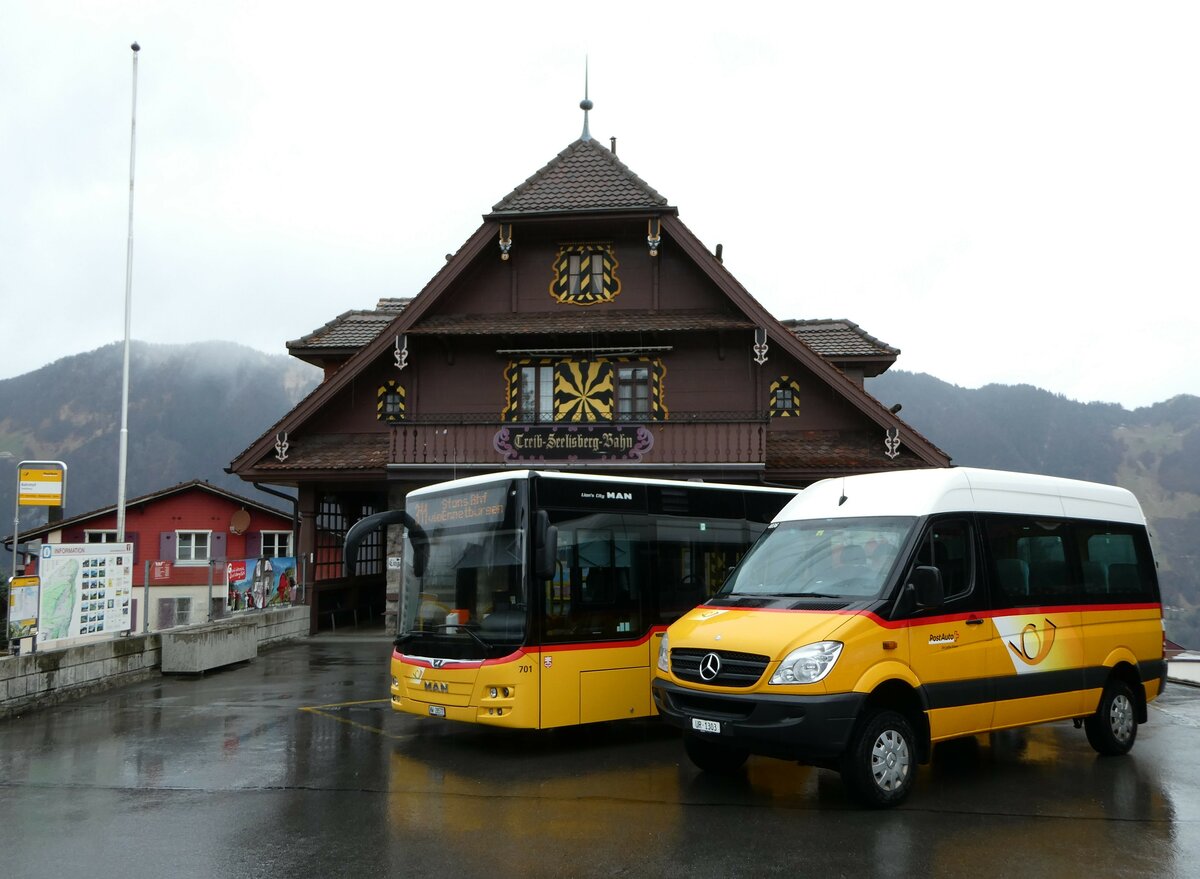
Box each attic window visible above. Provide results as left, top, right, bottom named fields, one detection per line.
left=569, top=252, right=605, bottom=299
left=769, top=376, right=802, bottom=417
left=550, top=243, right=621, bottom=306
left=377, top=380, right=406, bottom=423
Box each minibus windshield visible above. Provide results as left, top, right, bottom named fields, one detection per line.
left=719, top=516, right=916, bottom=600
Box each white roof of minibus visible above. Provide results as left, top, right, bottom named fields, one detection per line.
left=405, top=470, right=796, bottom=499
left=777, top=467, right=1145, bottom=525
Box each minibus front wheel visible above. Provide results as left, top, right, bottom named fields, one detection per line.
left=1085, top=678, right=1138, bottom=756
left=840, top=709, right=916, bottom=808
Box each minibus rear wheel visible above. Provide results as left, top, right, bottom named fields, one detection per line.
left=841, top=709, right=916, bottom=808
left=684, top=734, right=748, bottom=774
left=1085, top=678, right=1138, bottom=756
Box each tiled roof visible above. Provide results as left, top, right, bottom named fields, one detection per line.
left=410, top=309, right=754, bottom=335
left=489, top=138, right=670, bottom=216
left=782, top=319, right=898, bottom=358
left=288, top=298, right=410, bottom=351
left=252, top=433, right=392, bottom=472
left=14, top=480, right=291, bottom=541
left=765, top=430, right=925, bottom=474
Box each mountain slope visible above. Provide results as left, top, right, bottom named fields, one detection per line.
left=0, top=341, right=320, bottom=532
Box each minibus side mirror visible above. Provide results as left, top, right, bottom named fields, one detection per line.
left=909, top=565, right=944, bottom=609
left=534, top=510, right=558, bottom=581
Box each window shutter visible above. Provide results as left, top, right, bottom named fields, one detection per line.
left=246, top=533, right=261, bottom=558
left=211, top=532, right=227, bottom=561
left=159, top=532, right=175, bottom=562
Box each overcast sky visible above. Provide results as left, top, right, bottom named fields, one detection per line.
left=3, top=1, right=1197, bottom=409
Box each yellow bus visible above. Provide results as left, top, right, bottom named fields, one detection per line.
left=345, top=471, right=795, bottom=729
left=652, top=467, right=1167, bottom=807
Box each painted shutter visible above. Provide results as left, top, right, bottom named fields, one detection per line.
left=159, top=531, right=175, bottom=562
left=211, top=532, right=227, bottom=561
left=246, top=533, right=261, bottom=558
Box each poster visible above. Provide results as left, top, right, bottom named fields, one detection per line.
left=7, top=575, right=39, bottom=640
left=36, top=543, right=134, bottom=647
left=225, top=557, right=297, bottom=611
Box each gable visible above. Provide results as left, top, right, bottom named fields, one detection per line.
left=230, top=135, right=949, bottom=480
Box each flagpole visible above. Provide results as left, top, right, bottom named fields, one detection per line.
left=116, top=42, right=139, bottom=542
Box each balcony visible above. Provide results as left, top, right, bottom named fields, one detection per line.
left=387, top=414, right=768, bottom=470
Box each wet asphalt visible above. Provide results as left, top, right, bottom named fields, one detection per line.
left=1, top=629, right=1197, bottom=879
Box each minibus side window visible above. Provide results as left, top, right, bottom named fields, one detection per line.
left=983, top=516, right=1079, bottom=608
left=901, top=518, right=977, bottom=613
left=1073, top=523, right=1158, bottom=603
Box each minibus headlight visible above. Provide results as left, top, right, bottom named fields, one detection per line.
left=657, top=632, right=670, bottom=673
left=770, top=641, right=843, bottom=685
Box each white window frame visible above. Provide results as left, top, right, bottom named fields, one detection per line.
left=176, top=530, right=211, bottom=564
left=156, top=596, right=193, bottom=629
left=519, top=365, right=555, bottom=423
left=85, top=530, right=118, bottom=543
left=261, top=531, right=293, bottom=558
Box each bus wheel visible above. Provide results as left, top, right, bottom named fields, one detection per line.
left=1085, top=678, right=1138, bottom=756
left=841, top=709, right=916, bottom=808
left=684, top=734, right=748, bottom=774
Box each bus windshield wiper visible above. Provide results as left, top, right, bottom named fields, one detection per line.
left=428, top=623, right=491, bottom=649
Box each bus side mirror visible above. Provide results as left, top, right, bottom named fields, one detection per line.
left=410, top=528, right=428, bottom=579
left=534, top=510, right=558, bottom=581
left=909, top=566, right=944, bottom=609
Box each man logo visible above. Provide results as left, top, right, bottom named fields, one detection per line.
left=699, top=652, right=722, bottom=682
left=423, top=681, right=449, bottom=693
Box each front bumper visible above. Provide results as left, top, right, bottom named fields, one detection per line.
left=652, top=678, right=866, bottom=765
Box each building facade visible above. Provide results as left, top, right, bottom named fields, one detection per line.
left=230, top=121, right=950, bottom=630
left=15, top=480, right=296, bottom=631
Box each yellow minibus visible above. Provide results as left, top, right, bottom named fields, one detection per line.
left=652, top=467, right=1166, bottom=807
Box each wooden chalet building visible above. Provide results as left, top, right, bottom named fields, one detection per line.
left=230, top=108, right=950, bottom=630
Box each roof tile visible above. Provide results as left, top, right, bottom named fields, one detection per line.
left=490, top=138, right=669, bottom=215
left=782, top=319, right=899, bottom=358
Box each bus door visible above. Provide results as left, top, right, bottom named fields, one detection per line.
left=540, top=516, right=650, bottom=727
left=903, top=517, right=997, bottom=740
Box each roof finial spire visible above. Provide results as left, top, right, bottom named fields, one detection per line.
left=579, top=57, right=593, bottom=141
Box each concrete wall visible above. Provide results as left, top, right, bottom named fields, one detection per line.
left=0, top=605, right=309, bottom=720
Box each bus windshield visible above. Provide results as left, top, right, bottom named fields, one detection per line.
left=719, top=516, right=916, bottom=600
left=399, top=480, right=528, bottom=651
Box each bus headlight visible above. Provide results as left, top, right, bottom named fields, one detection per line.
left=656, top=633, right=670, bottom=673
left=770, top=641, right=843, bottom=685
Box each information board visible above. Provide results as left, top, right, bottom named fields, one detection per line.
left=36, top=543, right=134, bottom=647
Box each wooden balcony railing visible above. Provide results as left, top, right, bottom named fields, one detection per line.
left=387, top=415, right=767, bottom=467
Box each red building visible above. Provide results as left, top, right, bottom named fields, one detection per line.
left=230, top=107, right=951, bottom=630
left=14, top=480, right=295, bottom=630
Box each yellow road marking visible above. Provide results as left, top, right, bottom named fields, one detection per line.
left=300, top=698, right=414, bottom=740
